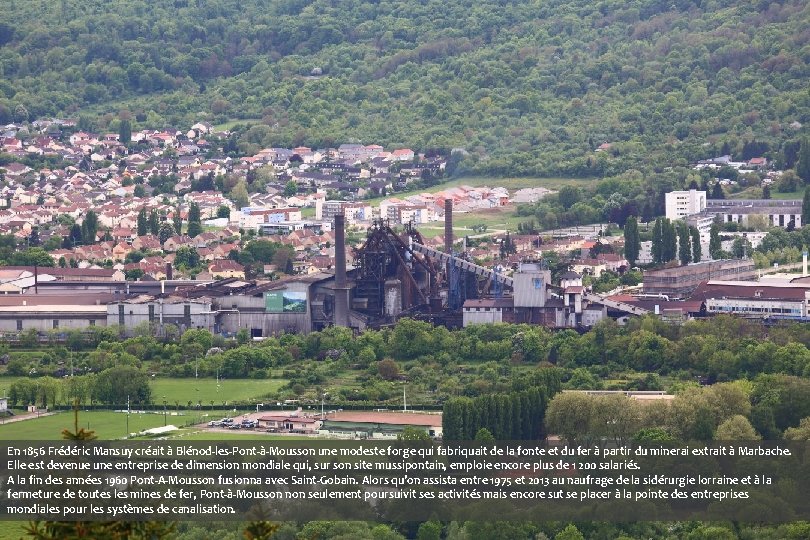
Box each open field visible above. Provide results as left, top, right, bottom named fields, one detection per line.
left=149, top=378, right=288, bottom=404
left=416, top=205, right=528, bottom=238
left=0, top=521, right=24, bottom=540
left=361, top=175, right=588, bottom=206
left=0, top=410, right=178, bottom=440
left=770, top=188, right=803, bottom=200
left=729, top=186, right=802, bottom=200
left=213, top=118, right=263, bottom=131
left=177, top=431, right=312, bottom=441
left=0, top=377, right=288, bottom=407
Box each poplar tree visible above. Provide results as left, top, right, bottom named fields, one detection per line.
left=797, top=137, right=810, bottom=184
left=187, top=202, right=202, bottom=237
left=173, top=208, right=182, bottom=236
left=148, top=209, right=159, bottom=235
left=623, top=216, right=640, bottom=266
left=137, top=208, right=147, bottom=237
left=802, top=186, right=810, bottom=227
left=709, top=222, right=722, bottom=259
left=677, top=221, right=691, bottom=265
left=651, top=218, right=663, bottom=264
left=690, top=226, right=702, bottom=263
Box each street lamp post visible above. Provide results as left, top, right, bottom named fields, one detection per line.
left=163, top=396, right=167, bottom=426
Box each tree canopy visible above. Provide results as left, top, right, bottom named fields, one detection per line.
left=0, top=0, right=806, bottom=177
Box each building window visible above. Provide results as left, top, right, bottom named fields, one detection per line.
left=148, top=304, right=155, bottom=322
left=118, top=304, right=125, bottom=326
left=89, top=320, right=96, bottom=327
left=16, top=320, right=22, bottom=331
left=184, top=305, right=191, bottom=319
left=53, top=320, right=59, bottom=329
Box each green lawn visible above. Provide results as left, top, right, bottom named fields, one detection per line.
left=213, top=118, right=263, bottom=131
left=0, top=411, right=178, bottom=440
left=149, top=377, right=288, bottom=405
left=414, top=205, right=531, bottom=240
left=177, top=431, right=312, bottom=441
left=770, top=188, right=803, bottom=199
left=0, top=521, right=24, bottom=540
left=0, top=377, right=288, bottom=407
left=729, top=186, right=802, bottom=200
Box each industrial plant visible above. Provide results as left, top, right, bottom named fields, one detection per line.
left=0, top=200, right=654, bottom=337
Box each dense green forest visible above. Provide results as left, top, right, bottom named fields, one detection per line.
left=0, top=0, right=807, bottom=176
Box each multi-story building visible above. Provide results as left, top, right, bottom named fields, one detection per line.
left=315, top=200, right=372, bottom=224
left=703, top=199, right=802, bottom=228
left=665, top=190, right=707, bottom=220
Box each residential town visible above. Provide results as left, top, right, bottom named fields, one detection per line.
left=0, top=118, right=513, bottom=280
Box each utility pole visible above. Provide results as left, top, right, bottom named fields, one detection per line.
left=126, top=395, right=130, bottom=437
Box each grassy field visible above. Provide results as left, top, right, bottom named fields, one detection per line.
left=728, top=186, right=802, bottom=200
left=0, top=377, right=288, bottom=406
left=0, top=411, right=177, bottom=440
left=0, top=521, right=24, bottom=540
left=213, top=118, right=263, bottom=131
left=149, top=377, right=288, bottom=404
left=770, top=188, right=803, bottom=199
left=361, top=175, right=588, bottom=206
left=416, top=205, right=528, bottom=237
left=177, top=431, right=312, bottom=441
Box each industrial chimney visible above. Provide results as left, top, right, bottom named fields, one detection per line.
left=444, top=199, right=453, bottom=255
left=333, top=213, right=350, bottom=327
left=444, top=199, right=454, bottom=287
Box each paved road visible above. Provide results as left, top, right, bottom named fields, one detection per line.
left=0, top=411, right=59, bottom=425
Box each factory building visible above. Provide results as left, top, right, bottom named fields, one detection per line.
left=704, top=199, right=802, bottom=228
left=462, top=263, right=607, bottom=329
left=692, top=281, right=810, bottom=319
left=643, top=259, right=757, bottom=298
left=107, top=296, right=215, bottom=333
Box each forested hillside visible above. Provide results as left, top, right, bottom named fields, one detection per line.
left=0, top=0, right=807, bottom=176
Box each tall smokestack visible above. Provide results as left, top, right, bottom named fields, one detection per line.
left=444, top=199, right=453, bottom=288
left=444, top=199, right=453, bottom=255
left=333, top=213, right=349, bottom=327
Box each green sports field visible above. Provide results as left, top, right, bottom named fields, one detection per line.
left=149, top=377, right=288, bottom=405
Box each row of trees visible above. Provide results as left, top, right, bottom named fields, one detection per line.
left=136, top=202, right=202, bottom=239
left=546, top=375, right=810, bottom=443
left=6, top=366, right=150, bottom=407
left=442, top=385, right=554, bottom=441
left=11, top=316, right=810, bottom=390
left=649, top=217, right=701, bottom=265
